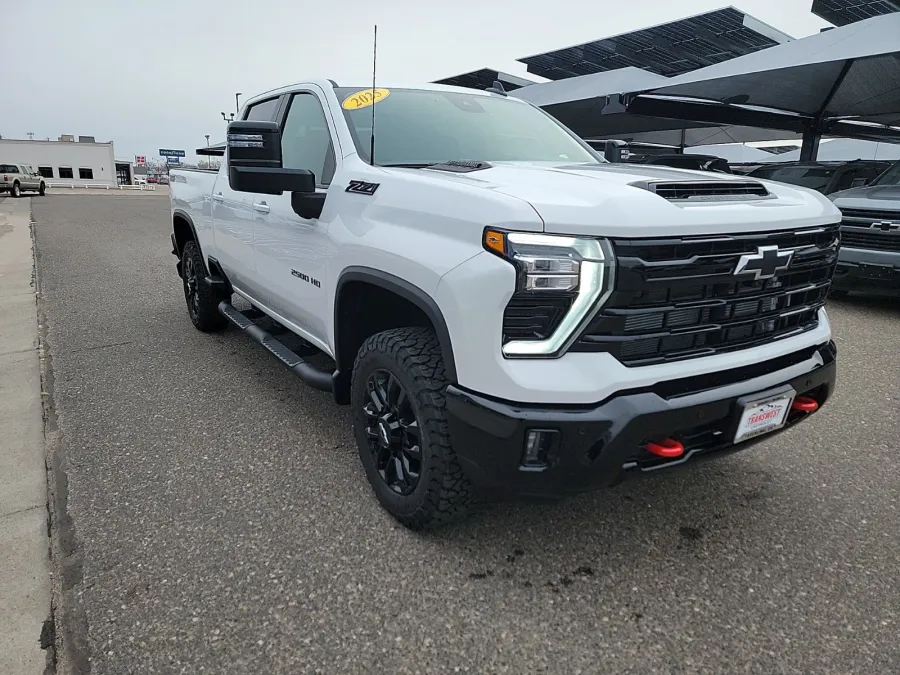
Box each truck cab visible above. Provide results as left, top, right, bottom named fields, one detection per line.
left=169, top=80, right=840, bottom=529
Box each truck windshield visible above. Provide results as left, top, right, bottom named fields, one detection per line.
left=872, top=161, right=900, bottom=186
left=334, top=87, right=600, bottom=166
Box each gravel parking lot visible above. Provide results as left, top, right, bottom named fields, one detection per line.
left=33, top=194, right=899, bottom=674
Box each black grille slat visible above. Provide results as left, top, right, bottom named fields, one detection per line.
left=575, top=225, right=839, bottom=366
left=839, top=207, right=900, bottom=221
left=840, top=228, right=900, bottom=252
left=503, top=295, right=573, bottom=341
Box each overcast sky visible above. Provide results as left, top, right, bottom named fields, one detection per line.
left=1, top=0, right=828, bottom=161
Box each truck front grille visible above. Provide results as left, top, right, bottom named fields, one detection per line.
left=839, top=207, right=900, bottom=252
left=572, top=225, right=839, bottom=366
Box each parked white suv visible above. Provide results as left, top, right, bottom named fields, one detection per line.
left=169, top=81, right=840, bottom=529
left=0, top=163, right=47, bottom=197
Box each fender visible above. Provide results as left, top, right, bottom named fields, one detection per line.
left=172, top=208, right=200, bottom=256
left=334, top=267, right=459, bottom=397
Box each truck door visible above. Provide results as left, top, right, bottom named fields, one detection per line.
left=210, top=96, right=284, bottom=301
left=253, top=89, right=337, bottom=351
left=209, top=164, right=259, bottom=295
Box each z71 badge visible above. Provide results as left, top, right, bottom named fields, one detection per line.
left=346, top=180, right=379, bottom=196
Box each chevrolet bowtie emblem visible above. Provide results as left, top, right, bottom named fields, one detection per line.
left=733, top=245, right=794, bottom=280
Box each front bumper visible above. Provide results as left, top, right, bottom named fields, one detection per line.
left=833, top=246, right=900, bottom=291
left=446, top=342, right=837, bottom=501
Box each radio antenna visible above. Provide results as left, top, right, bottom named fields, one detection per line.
left=369, top=25, right=377, bottom=167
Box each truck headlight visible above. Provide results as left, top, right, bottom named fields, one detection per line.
left=483, top=230, right=615, bottom=358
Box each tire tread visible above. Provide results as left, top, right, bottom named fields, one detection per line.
left=182, top=240, right=228, bottom=332
left=354, top=326, right=474, bottom=530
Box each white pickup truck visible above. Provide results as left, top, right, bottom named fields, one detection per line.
left=169, top=80, right=840, bottom=529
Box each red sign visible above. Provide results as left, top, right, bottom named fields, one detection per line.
left=135, top=156, right=146, bottom=166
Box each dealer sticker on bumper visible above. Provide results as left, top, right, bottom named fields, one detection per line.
left=734, top=393, right=793, bottom=444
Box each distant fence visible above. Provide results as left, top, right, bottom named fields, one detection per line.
left=48, top=183, right=157, bottom=191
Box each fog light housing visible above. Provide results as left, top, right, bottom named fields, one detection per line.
left=521, top=429, right=559, bottom=469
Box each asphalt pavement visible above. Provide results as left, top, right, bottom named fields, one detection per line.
left=34, top=194, right=899, bottom=674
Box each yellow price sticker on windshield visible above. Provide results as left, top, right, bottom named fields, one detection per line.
left=342, top=88, right=390, bottom=110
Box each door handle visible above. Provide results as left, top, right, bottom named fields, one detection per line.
left=212, top=192, right=224, bottom=203
left=253, top=202, right=270, bottom=214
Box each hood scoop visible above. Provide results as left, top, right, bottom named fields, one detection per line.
left=632, top=180, right=771, bottom=202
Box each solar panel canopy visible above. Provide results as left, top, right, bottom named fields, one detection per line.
left=811, top=0, right=900, bottom=26
left=433, top=69, right=535, bottom=92
left=517, top=6, right=793, bottom=79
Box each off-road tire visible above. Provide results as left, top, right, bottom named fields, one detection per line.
left=181, top=240, right=228, bottom=332
left=11, top=182, right=21, bottom=198
left=352, top=327, right=475, bottom=530
left=39, top=182, right=46, bottom=196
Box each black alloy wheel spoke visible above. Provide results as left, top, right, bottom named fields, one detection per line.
left=184, top=258, right=200, bottom=315
left=363, top=369, right=422, bottom=495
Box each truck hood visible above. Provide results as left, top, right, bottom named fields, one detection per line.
left=830, top=184, right=900, bottom=209
left=396, top=161, right=840, bottom=237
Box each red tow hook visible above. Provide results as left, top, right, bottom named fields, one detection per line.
left=791, top=396, right=819, bottom=413
left=645, top=438, right=685, bottom=458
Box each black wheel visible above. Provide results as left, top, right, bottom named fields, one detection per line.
left=352, top=327, right=474, bottom=530
left=39, top=182, right=46, bottom=196
left=181, top=240, right=228, bottom=332
left=11, top=182, right=20, bottom=198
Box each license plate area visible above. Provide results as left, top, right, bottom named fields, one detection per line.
left=733, top=386, right=795, bottom=444
left=858, top=263, right=894, bottom=280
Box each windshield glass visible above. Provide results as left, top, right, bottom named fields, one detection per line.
left=334, top=87, right=600, bottom=166
left=752, top=165, right=835, bottom=192
left=873, top=161, right=900, bottom=186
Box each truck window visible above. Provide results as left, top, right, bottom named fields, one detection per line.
left=244, top=97, right=280, bottom=121
left=334, top=87, right=599, bottom=167
left=281, top=93, right=335, bottom=185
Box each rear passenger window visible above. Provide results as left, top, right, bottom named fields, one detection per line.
left=244, top=97, right=280, bottom=121
left=281, top=93, right=336, bottom=185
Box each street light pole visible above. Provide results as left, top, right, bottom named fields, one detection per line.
left=235, top=92, right=242, bottom=117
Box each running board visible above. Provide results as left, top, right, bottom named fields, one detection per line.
left=218, top=301, right=333, bottom=392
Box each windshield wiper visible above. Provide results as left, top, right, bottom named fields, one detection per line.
left=380, top=160, right=493, bottom=173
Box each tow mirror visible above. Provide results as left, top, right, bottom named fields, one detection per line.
left=604, top=140, right=627, bottom=163
left=226, top=121, right=316, bottom=196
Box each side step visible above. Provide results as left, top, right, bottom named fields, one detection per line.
left=218, top=301, right=333, bottom=392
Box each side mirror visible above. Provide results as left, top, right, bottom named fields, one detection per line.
left=604, top=140, right=627, bottom=163
left=226, top=120, right=315, bottom=196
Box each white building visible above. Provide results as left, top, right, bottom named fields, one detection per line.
left=0, top=136, right=132, bottom=187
